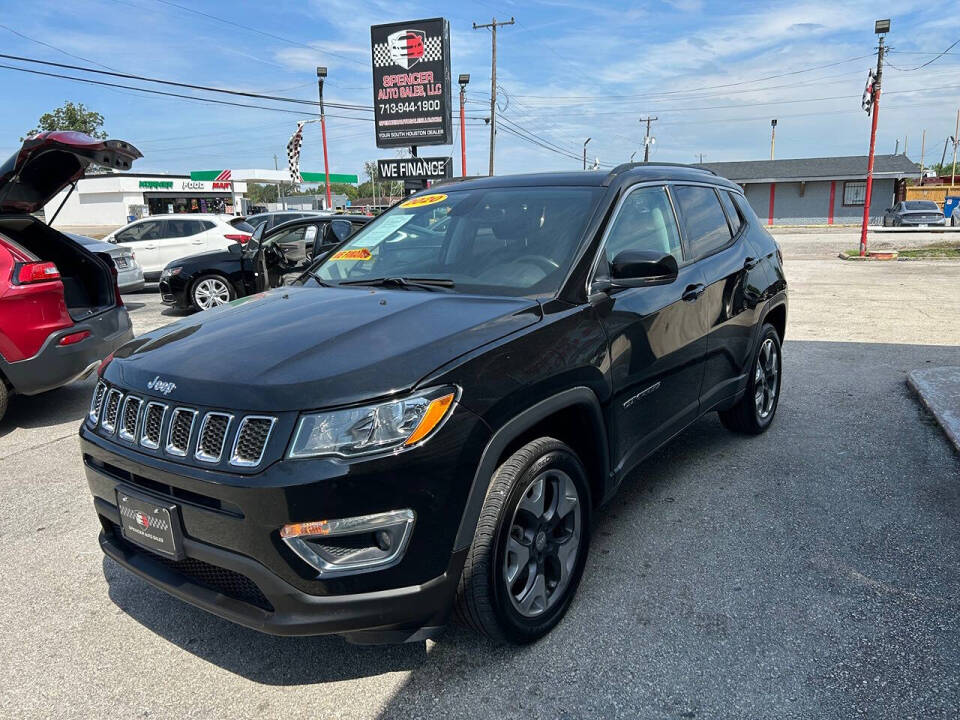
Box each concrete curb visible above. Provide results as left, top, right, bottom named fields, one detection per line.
left=838, top=251, right=960, bottom=262
left=907, top=367, right=960, bottom=453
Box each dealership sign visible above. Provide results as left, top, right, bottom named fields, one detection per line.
left=371, top=18, right=452, bottom=148
left=377, top=156, right=452, bottom=181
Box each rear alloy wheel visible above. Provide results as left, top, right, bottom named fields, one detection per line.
left=191, top=275, right=235, bottom=311
left=719, top=323, right=782, bottom=434
left=454, top=437, right=591, bottom=644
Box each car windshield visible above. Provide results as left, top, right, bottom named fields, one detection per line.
left=903, top=201, right=939, bottom=211
left=311, top=186, right=602, bottom=297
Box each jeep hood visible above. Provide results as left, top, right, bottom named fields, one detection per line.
left=0, top=131, right=142, bottom=213
left=106, top=285, right=541, bottom=411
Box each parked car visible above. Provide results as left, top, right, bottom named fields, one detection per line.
left=81, top=164, right=787, bottom=645
left=159, top=215, right=370, bottom=311
left=0, top=131, right=137, bottom=422
left=951, top=205, right=959, bottom=227
left=66, top=233, right=145, bottom=293
left=882, top=200, right=946, bottom=227
left=244, top=210, right=328, bottom=233
left=104, top=214, right=254, bottom=280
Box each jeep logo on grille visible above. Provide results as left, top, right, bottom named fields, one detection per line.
left=147, top=376, right=177, bottom=396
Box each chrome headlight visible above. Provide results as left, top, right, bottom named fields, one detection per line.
left=160, top=266, right=182, bottom=279
left=289, top=386, right=458, bottom=459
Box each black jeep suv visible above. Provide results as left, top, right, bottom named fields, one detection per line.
left=81, top=164, right=787, bottom=645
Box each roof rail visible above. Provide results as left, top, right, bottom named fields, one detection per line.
left=430, top=175, right=485, bottom=187
left=603, top=161, right=718, bottom=186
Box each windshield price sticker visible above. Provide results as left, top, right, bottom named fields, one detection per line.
left=351, top=215, right=415, bottom=247
left=331, top=248, right=373, bottom=261
left=400, top=193, right=447, bottom=209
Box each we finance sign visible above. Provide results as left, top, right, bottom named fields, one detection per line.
left=377, top=156, right=452, bottom=181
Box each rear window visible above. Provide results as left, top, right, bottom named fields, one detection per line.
left=718, top=191, right=743, bottom=235
left=672, top=185, right=732, bottom=260
left=229, top=218, right=256, bottom=233
left=903, top=201, right=939, bottom=211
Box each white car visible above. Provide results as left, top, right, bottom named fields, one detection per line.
left=104, top=214, right=254, bottom=280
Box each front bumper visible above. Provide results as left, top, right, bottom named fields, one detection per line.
left=158, top=275, right=188, bottom=307
left=2, top=307, right=132, bottom=395
left=80, top=404, right=489, bottom=641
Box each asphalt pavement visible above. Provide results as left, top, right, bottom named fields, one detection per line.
left=1, top=239, right=958, bottom=719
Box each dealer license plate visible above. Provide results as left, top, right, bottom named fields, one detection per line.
left=919, top=224, right=928, bottom=229
left=114, top=257, right=128, bottom=269
left=117, top=488, right=183, bottom=559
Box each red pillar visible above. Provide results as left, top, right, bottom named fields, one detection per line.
left=459, top=87, right=467, bottom=177
left=828, top=180, right=836, bottom=225
left=768, top=183, right=776, bottom=226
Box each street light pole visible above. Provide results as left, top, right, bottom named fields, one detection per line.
left=859, top=20, right=888, bottom=257
left=583, top=137, right=591, bottom=170
left=459, top=74, right=470, bottom=177
left=317, top=66, right=332, bottom=210
left=770, top=119, right=777, bottom=160
left=952, top=108, right=959, bottom=187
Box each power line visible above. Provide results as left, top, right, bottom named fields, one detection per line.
left=0, top=53, right=371, bottom=111
left=0, top=62, right=376, bottom=121
left=0, top=23, right=120, bottom=71
left=149, top=0, right=368, bottom=67
left=886, top=38, right=960, bottom=71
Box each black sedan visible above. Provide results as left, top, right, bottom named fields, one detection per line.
left=159, top=215, right=370, bottom=311
left=882, top=200, right=946, bottom=227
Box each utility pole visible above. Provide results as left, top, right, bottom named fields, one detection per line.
left=859, top=20, right=888, bottom=257
left=894, top=138, right=899, bottom=155
left=952, top=108, right=959, bottom=187
left=583, top=137, right=591, bottom=170
left=459, top=74, right=470, bottom=177
left=770, top=119, right=777, bottom=160
left=473, top=17, right=514, bottom=176
left=919, top=129, right=926, bottom=182
left=640, top=116, right=657, bottom=162
left=317, top=66, right=332, bottom=210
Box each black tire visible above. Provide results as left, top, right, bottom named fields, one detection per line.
left=190, top=274, right=236, bottom=312
left=719, top=323, right=782, bottom=435
left=0, top=381, right=7, bottom=423
left=454, top=437, right=591, bottom=644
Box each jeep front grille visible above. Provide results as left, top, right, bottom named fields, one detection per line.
left=140, top=402, right=167, bottom=449
left=101, top=389, right=123, bottom=433
left=90, top=381, right=107, bottom=423
left=165, top=408, right=197, bottom=457
left=231, top=416, right=276, bottom=467
left=195, top=412, right=233, bottom=463
left=92, top=384, right=276, bottom=467
left=118, top=396, right=142, bottom=442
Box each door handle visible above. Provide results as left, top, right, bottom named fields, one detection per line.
left=744, top=256, right=759, bottom=270
left=143, top=244, right=157, bottom=249
left=682, top=283, right=705, bottom=302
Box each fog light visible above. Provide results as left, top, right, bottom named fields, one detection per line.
left=280, top=509, right=415, bottom=577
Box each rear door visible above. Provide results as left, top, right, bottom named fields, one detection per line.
left=152, top=218, right=198, bottom=269
left=672, top=184, right=766, bottom=410
left=591, top=184, right=710, bottom=473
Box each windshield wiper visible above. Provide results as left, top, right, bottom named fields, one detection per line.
left=337, top=276, right=455, bottom=291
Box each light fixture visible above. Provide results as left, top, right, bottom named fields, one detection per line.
left=874, top=19, right=890, bottom=34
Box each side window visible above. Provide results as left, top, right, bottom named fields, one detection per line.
left=601, top=186, right=683, bottom=268
left=672, top=185, right=733, bottom=261
left=199, top=220, right=216, bottom=231
left=718, top=190, right=743, bottom=235
left=117, top=221, right=160, bottom=242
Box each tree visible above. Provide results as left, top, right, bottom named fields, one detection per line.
left=23, top=101, right=107, bottom=141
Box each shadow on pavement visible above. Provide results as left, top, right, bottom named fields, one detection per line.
left=0, top=374, right=96, bottom=440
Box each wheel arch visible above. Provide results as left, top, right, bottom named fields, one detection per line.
left=763, top=301, right=787, bottom=343
left=453, top=387, right=610, bottom=552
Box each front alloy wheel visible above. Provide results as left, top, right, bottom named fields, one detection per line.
left=753, top=337, right=779, bottom=420
left=718, top=323, right=782, bottom=434
left=504, top=470, right=582, bottom=618
left=455, top=437, right=591, bottom=644
left=192, top=276, right=234, bottom=311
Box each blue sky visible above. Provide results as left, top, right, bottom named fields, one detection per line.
left=1, top=0, right=958, bottom=181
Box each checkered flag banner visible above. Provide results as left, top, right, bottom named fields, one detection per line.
left=287, top=122, right=304, bottom=183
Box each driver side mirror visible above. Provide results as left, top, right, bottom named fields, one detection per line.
left=610, top=250, right=678, bottom=287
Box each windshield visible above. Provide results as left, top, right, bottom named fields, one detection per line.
left=903, top=201, right=939, bottom=211
left=312, top=186, right=602, bottom=297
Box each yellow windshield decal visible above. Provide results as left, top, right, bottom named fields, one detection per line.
left=400, top=193, right=447, bottom=208
left=330, top=248, right=372, bottom=261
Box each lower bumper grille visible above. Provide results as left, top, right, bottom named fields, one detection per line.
left=109, top=523, right=273, bottom=612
